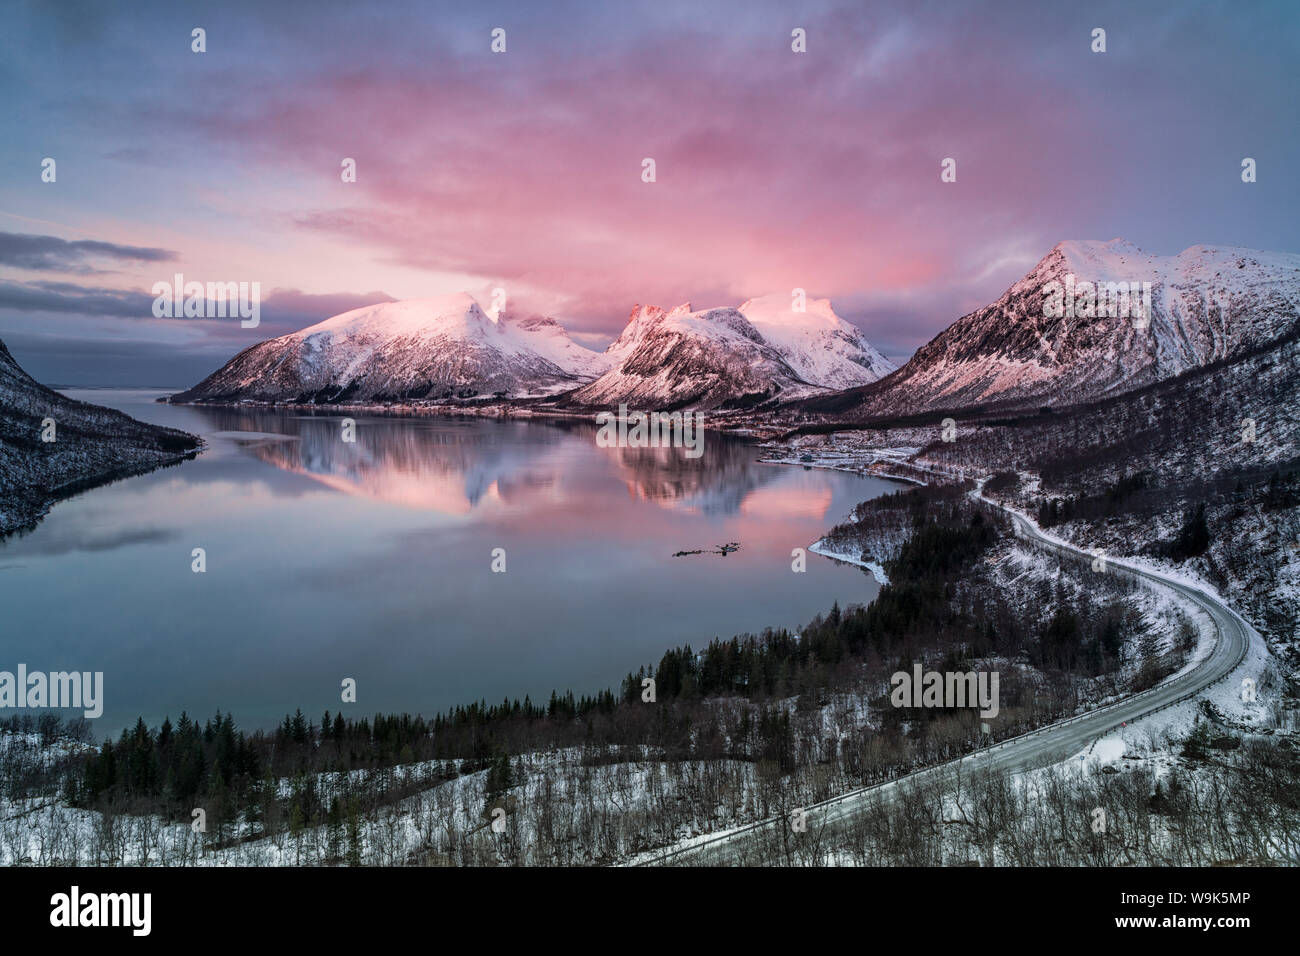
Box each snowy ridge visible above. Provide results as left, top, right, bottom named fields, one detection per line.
left=173, top=289, right=895, bottom=410
left=573, top=296, right=893, bottom=409
left=739, top=293, right=896, bottom=389
left=842, top=239, right=1300, bottom=416
left=508, top=313, right=612, bottom=380
left=572, top=303, right=815, bottom=409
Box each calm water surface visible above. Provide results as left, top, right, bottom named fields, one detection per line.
left=0, top=389, right=897, bottom=733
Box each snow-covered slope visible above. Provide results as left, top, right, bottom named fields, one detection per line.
left=571, top=302, right=818, bottom=409
left=573, top=296, right=893, bottom=409
left=0, top=339, right=200, bottom=534
left=507, top=313, right=612, bottom=380
left=826, top=240, right=1300, bottom=416
left=171, top=293, right=608, bottom=404
left=738, top=293, right=895, bottom=389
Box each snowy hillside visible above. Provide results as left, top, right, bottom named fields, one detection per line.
left=572, top=296, right=893, bottom=409
left=171, top=293, right=609, bottom=404
left=508, top=313, right=612, bottom=380
left=571, top=303, right=818, bottom=409
left=817, top=240, right=1300, bottom=417
left=738, top=293, right=895, bottom=389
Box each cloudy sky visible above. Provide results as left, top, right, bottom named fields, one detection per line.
left=1, top=0, right=1296, bottom=385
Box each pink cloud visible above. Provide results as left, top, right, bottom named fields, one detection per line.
left=128, top=9, right=1175, bottom=351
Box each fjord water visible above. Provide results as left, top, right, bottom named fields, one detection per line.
left=0, top=390, right=894, bottom=734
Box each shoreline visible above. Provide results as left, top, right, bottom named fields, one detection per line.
left=2, top=409, right=896, bottom=736
left=159, top=394, right=799, bottom=440
left=0, top=446, right=203, bottom=539
left=808, top=539, right=890, bottom=585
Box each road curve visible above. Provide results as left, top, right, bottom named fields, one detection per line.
left=636, top=494, right=1253, bottom=866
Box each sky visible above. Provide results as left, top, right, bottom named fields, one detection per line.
left=1, top=0, right=1297, bottom=385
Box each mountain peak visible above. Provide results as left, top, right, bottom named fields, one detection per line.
left=1037, top=239, right=1150, bottom=283
left=626, top=304, right=666, bottom=324
left=846, top=239, right=1300, bottom=417
left=1052, top=237, right=1139, bottom=255
left=581, top=293, right=895, bottom=406
left=511, top=313, right=560, bottom=330
left=738, top=293, right=841, bottom=330
left=304, top=291, right=493, bottom=339
left=171, top=292, right=607, bottom=404
left=738, top=294, right=896, bottom=389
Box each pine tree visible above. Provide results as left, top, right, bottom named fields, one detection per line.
left=1171, top=503, right=1211, bottom=560
left=1181, top=721, right=1211, bottom=761
left=486, top=752, right=513, bottom=801
left=345, top=797, right=362, bottom=866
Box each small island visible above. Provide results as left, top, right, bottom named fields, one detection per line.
left=672, top=542, right=740, bottom=557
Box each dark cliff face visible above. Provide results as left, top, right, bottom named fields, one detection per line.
left=0, top=338, right=201, bottom=535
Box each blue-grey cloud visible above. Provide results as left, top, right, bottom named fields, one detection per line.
left=0, top=232, right=178, bottom=274
left=0, top=277, right=392, bottom=334
left=0, top=279, right=153, bottom=316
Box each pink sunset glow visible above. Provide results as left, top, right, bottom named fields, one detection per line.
left=2, top=0, right=1295, bottom=386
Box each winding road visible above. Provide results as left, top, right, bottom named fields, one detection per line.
left=637, top=491, right=1254, bottom=866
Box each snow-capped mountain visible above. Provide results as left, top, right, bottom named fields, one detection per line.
left=507, top=312, right=612, bottom=380
left=171, top=293, right=609, bottom=404
left=571, top=302, right=818, bottom=409
left=0, top=338, right=199, bottom=534
left=572, top=296, right=893, bottom=409
left=827, top=240, right=1300, bottom=416
left=738, top=293, right=895, bottom=389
